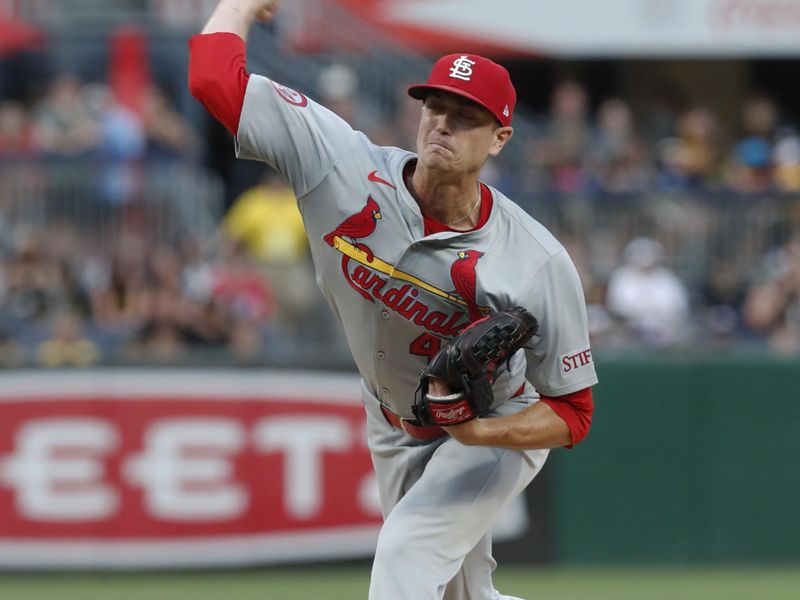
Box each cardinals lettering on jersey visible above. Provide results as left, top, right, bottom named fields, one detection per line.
left=324, top=203, right=490, bottom=336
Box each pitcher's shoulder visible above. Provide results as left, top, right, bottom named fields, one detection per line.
left=491, top=189, right=565, bottom=257
left=377, top=145, right=416, bottom=171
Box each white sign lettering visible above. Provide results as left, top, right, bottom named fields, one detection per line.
left=254, top=417, right=351, bottom=519
left=0, top=419, right=118, bottom=521
left=124, top=418, right=247, bottom=521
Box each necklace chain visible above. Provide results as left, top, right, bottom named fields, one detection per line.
left=449, top=184, right=481, bottom=226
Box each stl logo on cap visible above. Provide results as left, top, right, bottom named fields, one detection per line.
left=407, top=53, right=516, bottom=126
left=449, top=56, right=476, bottom=81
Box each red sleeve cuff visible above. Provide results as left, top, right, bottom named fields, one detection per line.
left=541, top=387, right=594, bottom=449
left=188, top=32, right=250, bottom=135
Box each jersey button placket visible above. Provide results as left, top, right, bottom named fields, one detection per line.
left=374, top=302, right=392, bottom=398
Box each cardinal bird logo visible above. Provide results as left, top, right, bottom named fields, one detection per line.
left=324, top=196, right=382, bottom=262
left=450, top=249, right=489, bottom=321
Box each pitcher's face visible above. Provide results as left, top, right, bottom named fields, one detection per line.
left=416, top=91, right=512, bottom=177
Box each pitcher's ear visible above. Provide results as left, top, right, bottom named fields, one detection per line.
left=489, top=127, right=514, bottom=157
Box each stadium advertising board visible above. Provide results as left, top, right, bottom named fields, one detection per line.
left=0, top=370, right=528, bottom=569
left=0, top=371, right=380, bottom=568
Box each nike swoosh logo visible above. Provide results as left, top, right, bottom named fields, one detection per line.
left=368, top=170, right=396, bottom=189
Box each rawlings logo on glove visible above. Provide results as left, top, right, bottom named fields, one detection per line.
left=430, top=401, right=471, bottom=424
left=412, top=306, right=539, bottom=427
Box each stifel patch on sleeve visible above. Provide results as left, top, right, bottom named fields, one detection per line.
left=560, top=347, right=593, bottom=373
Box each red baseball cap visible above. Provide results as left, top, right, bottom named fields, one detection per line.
left=408, top=53, right=516, bottom=127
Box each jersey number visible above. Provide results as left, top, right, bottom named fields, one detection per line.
left=409, top=332, right=442, bottom=363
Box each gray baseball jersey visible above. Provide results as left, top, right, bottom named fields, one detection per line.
left=236, top=74, right=597, bottom=600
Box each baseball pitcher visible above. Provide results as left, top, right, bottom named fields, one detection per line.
left=189, top=1, right=598, bottom=598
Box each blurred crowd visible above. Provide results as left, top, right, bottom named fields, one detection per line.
left=529, top=83, right=794, bottom=195
left=6, top=70, right=800, bottom=195
left=1, top=67, right=800, bottom=368
left=0, top=74, right=201, bottom=163
left=577, top=233, right=800, bottom=355
left=522, top=81, right=800, bottom=196
left=0, top=208, right=325, bottom=369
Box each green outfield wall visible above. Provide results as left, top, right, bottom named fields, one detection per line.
left=550, top=356, right=800, bottom=564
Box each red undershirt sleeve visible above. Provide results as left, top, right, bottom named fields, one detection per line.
left=540, top=387, right=594, bottom=449
left=188, top=32, right=250, bottom=136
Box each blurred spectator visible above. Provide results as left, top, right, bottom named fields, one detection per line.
left=124, top=317, right=188, bottom=364
left=316, top=62, right=382, bottom=138
left=585, top=98, right=654, bottom=193
left=86, top=82, right=147, bottom=205
left=211, top=242, right=276, bottom=325
left=0, top=101, right=35, bottom=157
left=86, top=232, right=151, bottom=331
left=4, top=226, right=68, bottom=322
left=31, top=74, right=99, bottom=156
left=371, top=80, right=420, bottom=150
left=700, top=256, right=746, bottom=344
left=641, top=83, right=686, bottom=148
left=86, top=82, right=146, bottom=161
left=656, top=106, right=720, bottom=192
left=562, top=235, right=620, bottom=347
left=396, top=81, right=423, bottom=151
left=223, top=170, right=307, bottom=264
left=772, top=128, right=800, bottom=193
left=180, top=235, right=216, bottom=303
left=0, top=327, right=25, bottom=368
left=743, top=236, right=800, bottom=354
left=724, top=96, right=779, bottom=194
left=142, top=85, right=203, bottom=163
left=223, top=169, right=317, bottom=322
left=534, top=80, right=591, bottom=193
left=229, top=319, right=264, bottom=365
left=185, top=298, right=230, bottom=349
left=141, top=245, right=195, bottom=330
left=317, top=63, right=359, bottom=126
left=36, top=310, right=100, bottom=367
left=606, top=237, right=691, bottom=346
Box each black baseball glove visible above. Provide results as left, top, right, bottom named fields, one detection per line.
left=412, top=306, right=539, bottom=427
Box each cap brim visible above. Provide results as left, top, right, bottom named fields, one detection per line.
left=407, top=83, right=499, bottom=122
